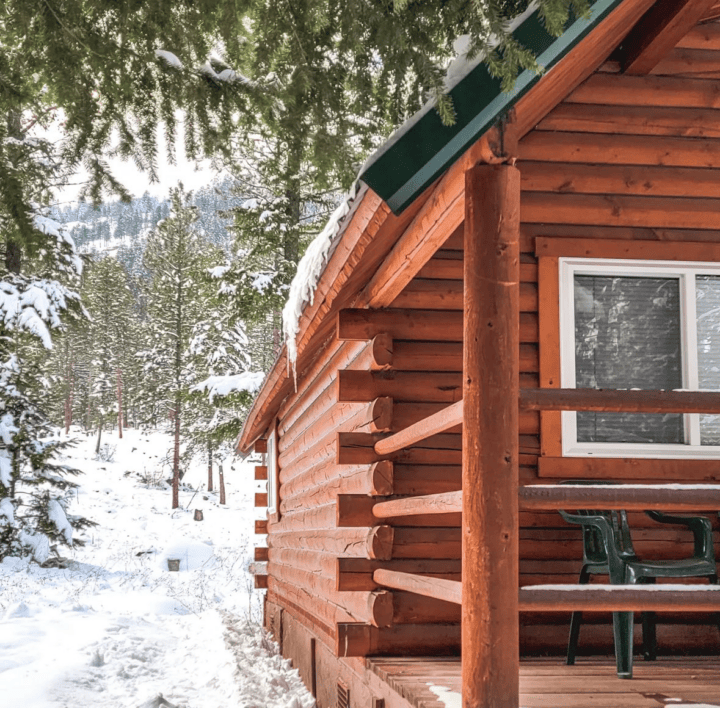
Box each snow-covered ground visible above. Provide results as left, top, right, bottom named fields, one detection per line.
left=0, top=428, right=314, bottom=708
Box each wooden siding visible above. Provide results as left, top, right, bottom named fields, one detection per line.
left=263, top=17, right=720, bottom=659
left=515, top=18, right=720, bottom=650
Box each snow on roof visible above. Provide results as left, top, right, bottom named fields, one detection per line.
left=281, top=181, right=368, bottom=369
left=277, top=3, right=541, bottom=372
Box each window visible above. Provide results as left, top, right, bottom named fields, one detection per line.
left=266, top=425, right=279, bottom=516
left=559, top=257, right=720, bottom=458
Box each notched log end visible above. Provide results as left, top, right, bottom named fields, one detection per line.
left=370, top=396, right=394, bottom=433
left=371, top=333, right=394, bottom=370
left=368, top=590, right=394, bottom=628
left=370, top=460, right=394, bottom=496
left=367, top=525, right=394, bottom=560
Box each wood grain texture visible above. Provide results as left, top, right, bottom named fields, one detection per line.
left=621, top=0, right=719, bottom=74
left=374, top=569, right=462, bottom=605
left=511, top=0, right=657, bottom=138
left=463, top=163, right=521, bottom=707
left=519, top=483, right=720, bottom=510
left=537, top=103, right=720, bottom=138
left=536, top=236, right=720, bottom=260
left=523, top=192, right=720, bottom=230
left=375, top=401, right=463, bottom=456
left=367, top=657, right=720, bottom=708
left=519, top=585, right=720, bottom=612
left=538, top=456, right=720, bottom=480
left=521, top=387, right=720, bottom=413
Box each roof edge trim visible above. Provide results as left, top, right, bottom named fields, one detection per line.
left=359, top=0, right=626, bottom=215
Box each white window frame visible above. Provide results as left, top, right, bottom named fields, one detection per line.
left=559, top=256, right=720, bottom=459
left=266, top=425, right=279, bottom=515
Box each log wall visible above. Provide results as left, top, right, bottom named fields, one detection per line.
left=263, top=18, right=720, bottom=662
left=516, top=20, right=720, bottom=651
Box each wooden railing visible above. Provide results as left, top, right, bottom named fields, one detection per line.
left=366, top=388, right=720, bottom=614
left=372, top=569, right=720, bottom=611
left=372, top=484, right=720, bottom=517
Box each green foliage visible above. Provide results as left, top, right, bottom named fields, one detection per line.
left=84, top=257, right=138, bottom=423
left=140, top=188, right=209, bottom=409
left=1, top=0, right=594, bottom=517
left=0, top=272, right=94, bottom=562
left=2, top=0, right=590, bottom=228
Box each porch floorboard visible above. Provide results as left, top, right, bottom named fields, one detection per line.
left=367, top=656, right=720, bottom=708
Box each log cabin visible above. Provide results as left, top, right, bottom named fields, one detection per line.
left=236, top=0, right=720, bottom=705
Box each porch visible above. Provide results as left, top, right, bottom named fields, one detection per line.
left=368, top=656, right=720, bottom=708
left=343, top=163, right=720, bottom=706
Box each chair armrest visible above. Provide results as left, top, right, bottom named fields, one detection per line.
left=558, top=511, right=629, bottom=576
left=644, top=510, right=715, bottom=561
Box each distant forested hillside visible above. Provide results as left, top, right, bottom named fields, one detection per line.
left=52, top=178, right=240, bottom=278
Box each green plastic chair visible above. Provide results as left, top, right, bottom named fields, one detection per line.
left=558, top=481, right=719, bottom=679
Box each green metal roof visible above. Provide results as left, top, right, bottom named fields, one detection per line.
left=359, top=0, right=626, bottom=215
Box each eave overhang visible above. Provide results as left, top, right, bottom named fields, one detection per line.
left=359, top=0, right=626, bottom=215
left=236, top=0, right=666, bottom=452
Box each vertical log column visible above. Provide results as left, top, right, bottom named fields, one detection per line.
left=463, top=163, right=520, bottom=708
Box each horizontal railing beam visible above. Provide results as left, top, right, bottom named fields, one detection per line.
left=370, top=390, right=720, bottom=459
left=371, top=575, right=720, bottom=613
left=373, top=569, right=462, bottom=605
left=373, top=490, right=462, bottom=519
left=371, top=484, right=720, bottom=518
left=520, top=388, right=720, bottom=413
left=374, top=400, right=463, bottom=456
left=519, top=484, right=720, bottom=511
left=519, top=585, right=720, bottom=612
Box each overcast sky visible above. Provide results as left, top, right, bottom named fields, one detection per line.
left=45, top=112, right=221, bottom=207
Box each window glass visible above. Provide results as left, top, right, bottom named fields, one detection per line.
left=574, top=274, right=683, bottom=444
left=266, top=428, right=277, bottom=514
left=696, top=275, right=720, bottom=445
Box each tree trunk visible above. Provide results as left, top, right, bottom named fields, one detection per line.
left=86, top=371, right=93, bottom=431
left=5, top=110, right=23, bottom=274
left=172, top=245, right=183, bottom=510
left=284, top=188, right=301, bottom=263
left=172, top=401, right=180, bottom=509
left=64, top=361, right=74, bottom=434
left=219, top=463, right=226, bottom=505
left=116, top=367, right=123, bottom=439
left=95, top=415, right=103, bottom=455
left=207, top=442, right=213, bottom=492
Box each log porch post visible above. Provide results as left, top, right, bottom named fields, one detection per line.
left=463, top=163, right=521, bottom=708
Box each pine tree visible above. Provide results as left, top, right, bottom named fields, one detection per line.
left=2, top=1, right=587, bottom=237
left=0, top=221, right=94, bottom=562
left=81, top=257, right=138, bottom=450
left=186, top=265, right=261, bottom=489
left=141, top=188, right=209, bottom=508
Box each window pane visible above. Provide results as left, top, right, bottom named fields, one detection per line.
left=696, top=275, right=720, bottom=445
left=574, top=275, right=683, bottom=444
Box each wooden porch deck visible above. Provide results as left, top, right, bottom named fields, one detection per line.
left=368, top=656, right=720, bottom=708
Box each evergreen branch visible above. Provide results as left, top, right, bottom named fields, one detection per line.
left=42, top=0, right=105, bottom=58
left=22, top=106, right=60, bottom=133
left=283, top=0, right=310, bottom=70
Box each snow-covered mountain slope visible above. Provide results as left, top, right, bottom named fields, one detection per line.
left=0, top=428, right=314, bottom=708
left=52, top=179, right=239, bottom=278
